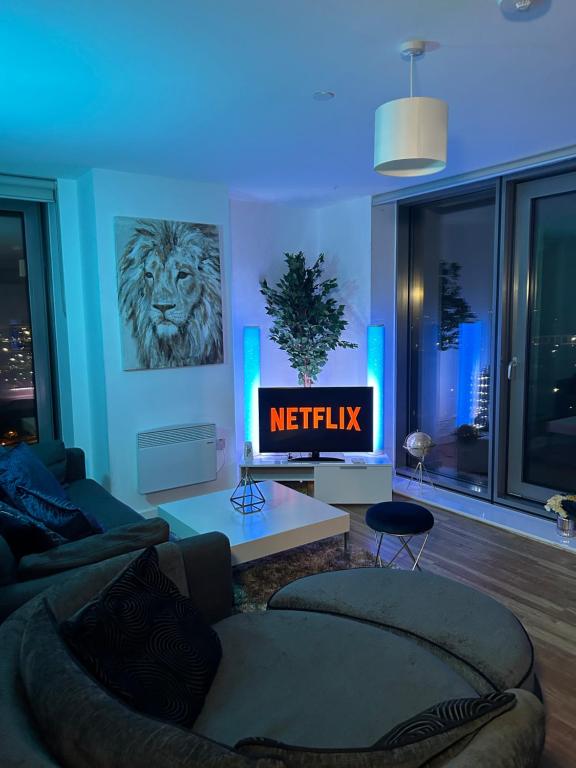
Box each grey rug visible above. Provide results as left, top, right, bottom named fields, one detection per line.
left=233, top=536, right=375, bottom=613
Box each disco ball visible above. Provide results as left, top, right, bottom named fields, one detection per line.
left=403, top=432, right=434, bottom=460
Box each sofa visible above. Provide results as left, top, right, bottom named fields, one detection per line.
left=0, top=532, right=545, bottom=767
left=0, top=440, right=162, bottom=622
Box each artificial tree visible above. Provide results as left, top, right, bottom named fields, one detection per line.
left=439, top=261, right=476, bottom=350
left=260, top=251, right=357, bottom=386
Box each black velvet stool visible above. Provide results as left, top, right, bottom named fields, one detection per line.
left=365, top=501, right=434, bottom=570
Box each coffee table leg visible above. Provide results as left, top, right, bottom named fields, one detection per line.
left=344, top=532, right=349, bottom=552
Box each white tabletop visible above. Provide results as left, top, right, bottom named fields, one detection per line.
left=157, top=480, right=350, bottom=564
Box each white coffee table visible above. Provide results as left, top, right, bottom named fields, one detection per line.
left=157, top=480, right=350, bottom=565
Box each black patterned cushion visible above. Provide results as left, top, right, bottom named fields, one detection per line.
left=375, top=692, right=516, bottom=748
left=61, top=546, right=222, bottom=727
left=0, top=499, right=66, bottom=558
left=17, top=486, right=103, bottom=540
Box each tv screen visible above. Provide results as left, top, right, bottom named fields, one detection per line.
left=258, top=386, right=373, bottom=455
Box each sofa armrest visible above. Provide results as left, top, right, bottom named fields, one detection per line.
left=442, top=689, right=545, bottom=768
left=175, top=532, right=233, bottom=624
left=17, top=518, right=169, bottom=580
left=65, top=448, right=86, bottom=484
left=0, top=532, right=232, bottom=625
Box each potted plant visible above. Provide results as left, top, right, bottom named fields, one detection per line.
left=545, top=494, right=576, bottom=537
left=260, top=252, right=357, bottom=386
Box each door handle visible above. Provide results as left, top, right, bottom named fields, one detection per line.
left=507, top=356, right=518, bottom=380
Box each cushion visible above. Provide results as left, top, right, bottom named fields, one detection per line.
left=17, top=518, right=169, bottom=579
left=20, top=598, right=283, bottom=768
left=0, top=499, right=66, bottom=558
left=194, top=610, right=477, bottom=749
left=61, top=546, right=222, bottom=727
left=268, top=569, right=535, bottom=694
left=28, top=439, right=68, bottom=485
left=0, top=443, right=101, bottom=540
left=236, top=693, right=516, bottom=768
left=0, top=441, right=69, bottom=506
left=16, top=486, right=103, bottom=541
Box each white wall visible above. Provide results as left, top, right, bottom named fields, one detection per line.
left=56, top=178, right=376, bottom=509
left=58, top=169, right=236, bottom=512
left=316, top=197, right=372, bottom=387
left=230, top=199, right=319, bottom=455
left=230, top=196, right=373, bottom=455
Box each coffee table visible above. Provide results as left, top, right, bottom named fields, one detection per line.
left=157, top=480, right=350, bottom=565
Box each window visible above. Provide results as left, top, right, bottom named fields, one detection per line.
left=507, top=172, right=576, bottom=503
left=397, top=188, right=497, bottom=497
left=393, top=165, right=576, bottom=516
left=0, top=200, right=54, bottom=446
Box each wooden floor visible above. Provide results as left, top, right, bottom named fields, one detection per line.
left=343, top=501, right=576, bottom=768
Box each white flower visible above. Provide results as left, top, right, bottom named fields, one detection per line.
left=545, top=494, right=576, bottom=519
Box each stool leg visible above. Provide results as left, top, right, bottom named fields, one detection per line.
left=374, top=533, right=384, bottom=567
left=405, top=532, right=430, bottom=571
left=386, top=536, right=414, bottom=568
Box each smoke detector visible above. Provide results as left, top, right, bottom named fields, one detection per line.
left=497, top=0, right=551, bottom=19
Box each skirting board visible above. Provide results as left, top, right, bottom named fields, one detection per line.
left=394, top=476, right=576, bottom=555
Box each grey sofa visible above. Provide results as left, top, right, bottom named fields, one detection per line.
left=0, top=440, right=158, bottom=621
left=0, top=533, right=545, bottom=767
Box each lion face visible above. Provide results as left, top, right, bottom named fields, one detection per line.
left=118, top=218, right=223, bottom=369
left=142, top=242, right=205, bottom=339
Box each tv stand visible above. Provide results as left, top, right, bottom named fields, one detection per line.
left=288, top=452, right=345, bottom=463
left=240, top=454, right=392, bottom=504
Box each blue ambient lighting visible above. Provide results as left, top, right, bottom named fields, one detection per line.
left=367, top=325, right=385, bottom=452
left=243, top=327, right=261, bottom=453
left=456, top=322, right=482, bottom=426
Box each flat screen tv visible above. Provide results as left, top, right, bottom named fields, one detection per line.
left=258, top=386, right=373, bottom=461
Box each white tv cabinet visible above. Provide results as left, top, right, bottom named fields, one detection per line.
left=240, top=454, right=392, bottom=505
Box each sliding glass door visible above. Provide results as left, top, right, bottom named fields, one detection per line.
left=507, top=173, right=576, bottom=505
left=400, top=188, right=497, bottom=497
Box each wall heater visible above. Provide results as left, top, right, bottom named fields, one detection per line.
left=137, top=423, right=217, bottom=494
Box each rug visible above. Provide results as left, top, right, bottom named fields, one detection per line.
left=233, top=536, right=376, bottom=613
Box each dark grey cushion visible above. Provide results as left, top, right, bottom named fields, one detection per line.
left=195, top=610, right=477, bottom=749
left=17, top=518, right=169, bottom=579
left=67, top=478, right=141, bottom=529
left=29, top=440, right=67, bottom=485
left=19, top=598, right=282, bottom=768
left=268, top=569, right=535, bottom=693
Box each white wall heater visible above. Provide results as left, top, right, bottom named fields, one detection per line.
left=137, top=423, right=217, bottom=494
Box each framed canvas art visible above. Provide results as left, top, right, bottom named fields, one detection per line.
left=115, top=217, right=223, bottom=370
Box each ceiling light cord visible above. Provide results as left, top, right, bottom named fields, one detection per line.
left=410, top=53, right=414, bottom=98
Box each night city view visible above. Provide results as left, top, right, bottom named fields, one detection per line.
left=0, top=323, right=36, bottom=445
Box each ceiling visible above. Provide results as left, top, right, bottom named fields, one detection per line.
left=0, top=0, right=574, bottom=203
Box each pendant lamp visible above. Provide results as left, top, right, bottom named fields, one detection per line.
left=374, top=40, right=447, bottom=177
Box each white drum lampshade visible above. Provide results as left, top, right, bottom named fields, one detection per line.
left=374, top=96, right=448, bottom=177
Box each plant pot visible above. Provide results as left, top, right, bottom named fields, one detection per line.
left=556, top=515, right=576, bottom=537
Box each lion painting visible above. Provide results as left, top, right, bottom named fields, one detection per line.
left=116, top=217, right=223, bottom=370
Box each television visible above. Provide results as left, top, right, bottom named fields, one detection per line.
left=258, top=386, right=373, bottom=461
